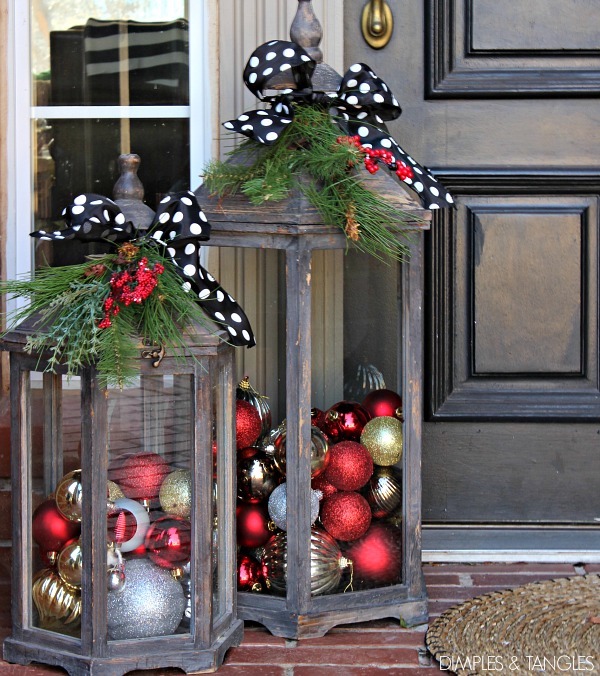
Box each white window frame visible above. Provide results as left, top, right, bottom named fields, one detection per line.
left=6, top=0, right=212, bottom=313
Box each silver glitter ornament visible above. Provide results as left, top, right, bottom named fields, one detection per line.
left=107, top=558, right=185, bottom=639
left=267, top=482, right=322, bottom=531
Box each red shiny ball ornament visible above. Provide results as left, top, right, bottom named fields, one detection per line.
left=311, top=474, right=338, bottom=499
left=362, top=389, right=403, bottom=422
left=237, top=553, right=263, bottom=592
left=320, top=492, right=371, bottom=542
left=32, top=498, right=80, bottom=554
left=324, top=441, right=374, bottom=491
left=109, top=452, right=171, bottom=502
left=236, top=400, right=262, bottom=450
left=236, top=503, right=272, bottom=548
left=144, top=515, right=192, bottom=569
left=343, top=523, right=402, bottom=587
left=321, top=401, right=371, bottom=443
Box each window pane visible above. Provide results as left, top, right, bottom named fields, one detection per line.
left=34, top=117, right=190, bottom=267
left=32, top=1, right=189, bottom=106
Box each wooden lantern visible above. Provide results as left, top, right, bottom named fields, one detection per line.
left=1, top=175, right=242, bottom=674
left=196, top=168, right=431, bottom=638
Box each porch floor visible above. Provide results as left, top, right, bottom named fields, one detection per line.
left=0, top=561, right=596, bottom=674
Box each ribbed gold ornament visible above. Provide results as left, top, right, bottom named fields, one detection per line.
left=32, top=568, right=81, bottom=628
left=262, top=527, right=350, bottom=596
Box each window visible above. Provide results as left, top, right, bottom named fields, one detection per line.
left=8, top=1, right=211, bottom=287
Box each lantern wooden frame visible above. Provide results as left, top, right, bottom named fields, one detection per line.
left=196, top=173, right=431, bottom=639
left=1, top=320, right=242, bottom=675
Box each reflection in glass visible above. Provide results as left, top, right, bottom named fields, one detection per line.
left=31, top=1, right=188, bottom=106
left=33, top=117, right=190, bottom=267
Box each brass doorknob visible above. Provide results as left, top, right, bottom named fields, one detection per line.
left=361, top=0, right=393, bottom=49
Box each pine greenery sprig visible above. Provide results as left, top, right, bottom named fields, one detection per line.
left=204, top=105, right=422, bottom=261
left=1, top=241, right=212, bottom=388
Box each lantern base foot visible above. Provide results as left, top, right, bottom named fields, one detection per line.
left=239, top=595, right=428, bottom=639
left=3, top=620, right=243, bottom=675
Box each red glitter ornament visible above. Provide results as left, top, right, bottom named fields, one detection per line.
left=362, top=389, right=403, bottom=421
left=237, top=553, right=263, bottom=592
left=343, top=523, right=402, bottom=587
left=32, top=498, right=81, bottom=554
left=109, top=451, right=171, bottom=503
left=144, top=515, right=192, bottom=569
left=320, top=492, right=372, bottom=542
left=323, top=441, right=374, bottom=491
left=236, top=503, right=272, bottom=548
left=236, top=400, right=262, bottom=450
left=321, top=401, right=371, bottom=443
left=311, top=473, right=338, bottom=499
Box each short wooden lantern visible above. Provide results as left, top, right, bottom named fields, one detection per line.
left=196, top=169, right=431, bottom=638
left=1, top=260, right=241, bottom=670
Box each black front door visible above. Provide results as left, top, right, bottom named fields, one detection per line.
left=345, top=0, right=600, bottom=543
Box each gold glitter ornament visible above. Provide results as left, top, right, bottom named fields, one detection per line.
left=107, top=480, right=125, bottom=505
left=159, top=468, right=192, bottom=518
left=32, top=568, right=81, bottom=628
left=360, top=416, right=403, bottom=466
left=55, top=469, right=83, bottom=522
left=57, top=539, right=83, bottom=589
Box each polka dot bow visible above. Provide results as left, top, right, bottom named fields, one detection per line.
left=223, top=40, right=454, bottom=211
left=30, top=192, right=256, bottom=348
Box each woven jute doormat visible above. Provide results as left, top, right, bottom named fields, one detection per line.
left=426, top=574, right=600, bottom=675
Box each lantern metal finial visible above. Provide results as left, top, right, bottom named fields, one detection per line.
left=290, top=0, right=323, bottom=63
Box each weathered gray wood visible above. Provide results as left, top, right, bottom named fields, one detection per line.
left=43, top=373, right=63, bottom=495
left=402, top=235, right=426, bottom=599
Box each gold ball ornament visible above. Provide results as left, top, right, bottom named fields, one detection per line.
left=32, top=568, right=81, bottom=628
left=159, top=469, right=192, bottom=518
left=360, top=416, right=403, bottom=466
left=55, top=469, right=83, bottom=522
left=107, top=480, right=125, bottom=504
left=57, top=539, right=83, bottom=589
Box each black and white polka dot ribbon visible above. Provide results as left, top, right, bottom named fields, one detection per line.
left=223, top=40, right=454, bottom=211
left=30, top=192, right=256, bottom=348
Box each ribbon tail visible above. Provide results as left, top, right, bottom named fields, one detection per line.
left=337, top=118, right=455, bottom=210
left=30, top=221, right=135, bottom=243
left=223, top=106, right=294, bottom=145
left=385, top=137, right=455, bottom=210
left=166, top=240, right=255, bottom=348
left=30, top=193, right=135, bottom=243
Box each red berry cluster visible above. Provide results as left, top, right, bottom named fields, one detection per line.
left=98, top=257, right=165, bottom=329
left=336, top=135, right=414, bottom=182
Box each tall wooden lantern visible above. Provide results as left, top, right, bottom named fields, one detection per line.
left=197, top=175, right=430, bottom=638
left=1, top=165, right=243, bottom=674
left=195, top=0, right=451, bottom=639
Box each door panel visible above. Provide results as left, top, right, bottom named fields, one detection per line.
left=344, top=1, right=600, bottom=527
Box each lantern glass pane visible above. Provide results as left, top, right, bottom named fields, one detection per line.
left=31, top=375, right=82, bottom=639
left=232, top=248, right=404, bottom=598
left=106, top=374, right=194, bottom=640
